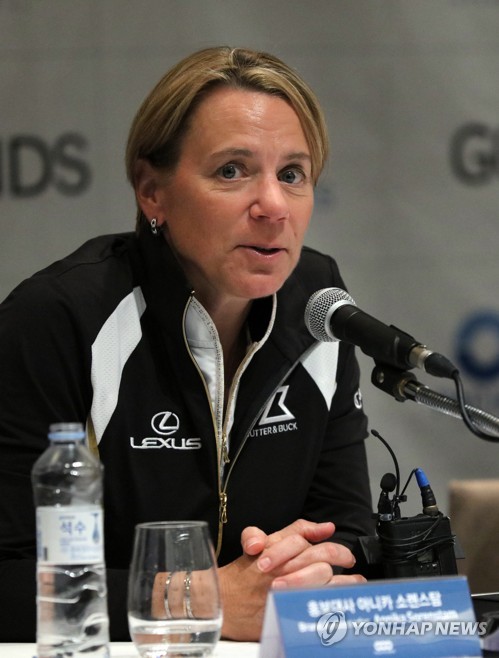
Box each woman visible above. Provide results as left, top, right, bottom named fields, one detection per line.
left=0, top=46, right=373, bottom=641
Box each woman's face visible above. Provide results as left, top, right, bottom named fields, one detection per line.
left=152, top=86, right=314, bottom=311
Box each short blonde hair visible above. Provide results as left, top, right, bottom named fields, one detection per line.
left=126, top=46, right=329, bottom=230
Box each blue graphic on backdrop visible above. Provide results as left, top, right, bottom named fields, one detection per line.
left=455, top=311, right=499, bottom=381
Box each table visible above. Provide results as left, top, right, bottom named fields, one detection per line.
left=0, top=642, right=259, bottom=658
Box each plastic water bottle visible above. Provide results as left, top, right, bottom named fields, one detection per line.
left=32, top=422, right=110, bottom=658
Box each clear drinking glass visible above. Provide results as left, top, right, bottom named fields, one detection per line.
left=128, top=521, right=222, bottom=658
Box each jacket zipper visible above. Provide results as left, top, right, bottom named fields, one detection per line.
left=181, top=296, right=223, bottom=551
left=182, top=293, right=301, bottom=559
left=182, top=295, right=252, bottom=557
left=214, top=340, right=260, bottom=554
left=217, top=358, right=304, bottom=554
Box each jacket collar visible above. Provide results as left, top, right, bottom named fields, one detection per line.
left=137, top=228, right=193, bottom=332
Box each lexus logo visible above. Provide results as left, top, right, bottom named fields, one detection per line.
left=151, top=411, right=180, bottom=435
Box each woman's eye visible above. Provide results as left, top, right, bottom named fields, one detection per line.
left=279, top=168, right=305, bottom=184
left=218, top=163, right=242, bottom=179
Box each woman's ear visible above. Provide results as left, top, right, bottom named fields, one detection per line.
left=133, top=159, right=166, bottom=223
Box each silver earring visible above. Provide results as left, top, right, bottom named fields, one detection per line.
left=150, top=218, right=159, bottom=236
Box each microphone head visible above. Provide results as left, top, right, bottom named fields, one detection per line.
left=380, top=472, right=398, bottom=493
left=305, top=287, right=356, bottom=342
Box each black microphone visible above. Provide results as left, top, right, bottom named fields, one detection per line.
left=304, top=287, right=458, bottom=378
left=377, top=473, right=397, bottom=520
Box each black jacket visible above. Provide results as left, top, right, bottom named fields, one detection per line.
left=0, top=229, right=373, bottom=640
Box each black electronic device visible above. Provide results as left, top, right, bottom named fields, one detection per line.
left=356, top=430, right=463, bottom=580
left=377, top=513, right=458, bottom=579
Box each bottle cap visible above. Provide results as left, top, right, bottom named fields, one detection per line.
left=48, top=422, right=85, bottom=441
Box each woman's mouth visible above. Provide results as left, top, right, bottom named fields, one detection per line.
left=242, top=245, right=284, bottom=256
left=251, top=246, right=281, bottom=255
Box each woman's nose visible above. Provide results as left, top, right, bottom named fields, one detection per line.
left=249, top=176, right=290, bottom=222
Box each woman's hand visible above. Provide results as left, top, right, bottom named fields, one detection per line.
left=219, top=519, right=365, bottom=641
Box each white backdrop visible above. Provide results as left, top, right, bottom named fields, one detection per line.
left=2, top=0, right=499, bottom=526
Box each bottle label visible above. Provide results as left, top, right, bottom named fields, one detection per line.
left=36, top=505, right=105, bottom=565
